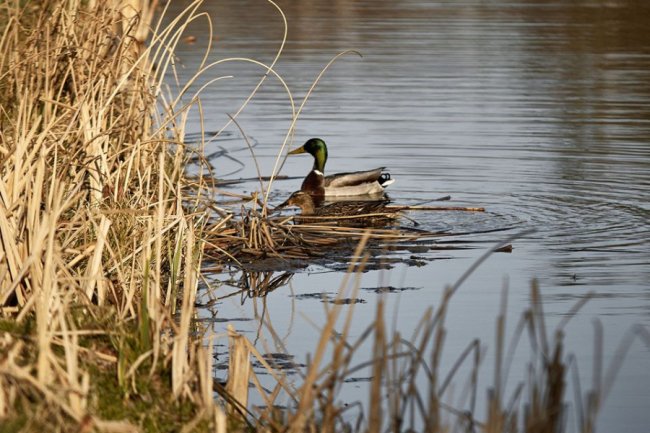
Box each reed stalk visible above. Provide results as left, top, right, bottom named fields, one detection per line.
left=0, top=0, right=225, bottom=430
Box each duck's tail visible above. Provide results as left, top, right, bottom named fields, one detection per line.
left=379, top=172, right=395, bottom=187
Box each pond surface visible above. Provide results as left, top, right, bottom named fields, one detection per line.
left=165, top=1, right=650, bottom=431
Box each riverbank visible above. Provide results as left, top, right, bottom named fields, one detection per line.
left=0, top=1, right=221, bottom=430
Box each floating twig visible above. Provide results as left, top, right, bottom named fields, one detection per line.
left=386, top=205, right=485, bottom=212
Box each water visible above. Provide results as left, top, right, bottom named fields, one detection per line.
left=165, top=0, right=650, bottom=431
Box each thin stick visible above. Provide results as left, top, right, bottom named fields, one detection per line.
left=386, top=205, right=485, bottom=212
left=227, top=114, right=265, bottom=196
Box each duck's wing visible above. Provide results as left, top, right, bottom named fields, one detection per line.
left=324, top=168, right=387, bottom=188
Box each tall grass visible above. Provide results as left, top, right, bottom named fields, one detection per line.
left=0, top=0, right=221, bottom=429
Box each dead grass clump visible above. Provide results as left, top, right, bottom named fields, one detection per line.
left=0, top=0, right=225, bottom=430
left=203, top=204, right=441, bottom=267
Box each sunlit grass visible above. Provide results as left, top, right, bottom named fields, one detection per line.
left=0, top=0, right=220, bottom=429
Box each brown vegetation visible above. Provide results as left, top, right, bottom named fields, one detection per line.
left=0, top=0, right=219, bottom=430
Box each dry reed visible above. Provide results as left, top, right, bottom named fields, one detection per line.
left=0, top=0, right=225, bottom=430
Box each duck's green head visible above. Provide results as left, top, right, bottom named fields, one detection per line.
left=288, top=138, right=328, bottom=172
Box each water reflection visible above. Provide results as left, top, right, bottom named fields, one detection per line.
left=217, top=270, right=295, bottom=302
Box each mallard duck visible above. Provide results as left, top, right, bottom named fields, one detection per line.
left=288, top=138, right=394, bottom=198
left=276, top=191, right=396, bottom=221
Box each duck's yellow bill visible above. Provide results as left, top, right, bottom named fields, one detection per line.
left=288, top=145, right=306, bottom=155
